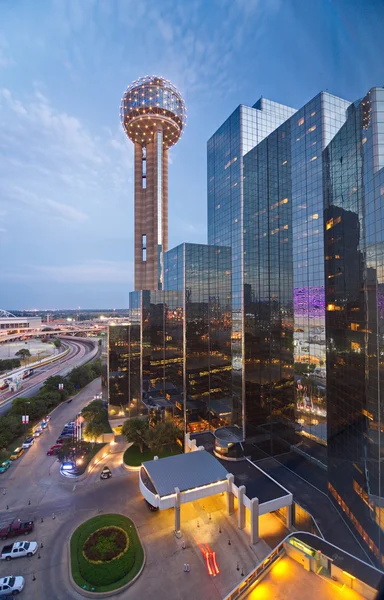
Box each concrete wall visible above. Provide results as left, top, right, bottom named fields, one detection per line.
left=331, top=564, right=377, bottom=600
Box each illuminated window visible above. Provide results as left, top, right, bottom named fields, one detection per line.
left=350, top=323, right=359, bottom=331
left=311, top=213, right=319, bottom=219
left=310, top=156, right=318, bottom=161
left=351, top=341, right=361, bottom=351
left=308, top=125, right=317, bottom=132
left=311, top=111, right=316, bottom=117
left=298, top=117, right=305, bottom=126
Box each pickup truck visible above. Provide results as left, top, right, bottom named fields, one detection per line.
left=0, top=520, right=34, bottom=540
left=1, top=540, right=38, bottom=560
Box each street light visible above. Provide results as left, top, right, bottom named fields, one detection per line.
left=24, top=401, right=30, bottom=437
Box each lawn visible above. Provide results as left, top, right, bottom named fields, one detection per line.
left=123, top=443, right=182, bottom=467
left=70, top=514, right=144, bottom=593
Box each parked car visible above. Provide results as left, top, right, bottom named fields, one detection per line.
left=46, top=445, right=62, bottom=456
left=33, top=427, right=43, bottom=438
left=9, top=448, right=24, bottom=461
left=1, top=540, right=38, bottom=560
left=56, top=437, right=72, bottom=445
left=22, top=437, right=34, bottom=450
left=100, top=466, right=112, bottom=480
left=0, top=576, right=24, bottom=596
left=40, top=421, right=48, bottom=429
left=45, top=415, right=51, bottom=422
left=0, top=520, right=34, bottom=541
left=0, top=461, right=11, bottom=474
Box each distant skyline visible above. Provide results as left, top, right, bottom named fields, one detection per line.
left=1, top=0, right=384, bottom=309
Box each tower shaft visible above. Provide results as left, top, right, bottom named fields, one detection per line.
left=134, top=126, right=168, bottom=291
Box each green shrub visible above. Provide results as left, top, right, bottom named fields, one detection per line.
left=71, top=514, right=143, bottom=591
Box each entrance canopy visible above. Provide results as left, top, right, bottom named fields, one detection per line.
left=140, top=450, right=229, bottom=509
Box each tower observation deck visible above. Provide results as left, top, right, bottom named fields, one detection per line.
left=120, top=75, right=187, bottom=291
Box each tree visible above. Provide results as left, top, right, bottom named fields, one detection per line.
left=81, top=400, right=105, bottom=424
left=53, top=339, right=62, bottom=348
left=15, top=349, right=31, bottom=358
left=122, top=418, right=148, bottom=453
left=85, top=421, right=105, bottom=443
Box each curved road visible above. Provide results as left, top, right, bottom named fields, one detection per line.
left=0, top=378, right=140, bottom=600
left=0, top=338, right=99, bottom=415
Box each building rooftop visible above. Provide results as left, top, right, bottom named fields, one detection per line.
left=191, top=432, right=290, bottom=505
left=142, top=449, right=229, bottom=497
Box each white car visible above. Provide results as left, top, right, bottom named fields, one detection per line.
left=0, top=575, right=25, bottom=595
left=33, top=427, right=43, bottom=438
left=1, top=540, right=38, bottom=561
left=22, top=437, right=34, bottom=449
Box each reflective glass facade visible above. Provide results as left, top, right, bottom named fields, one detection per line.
left=291, top=93, right=350, bottom=445
left=111, top=243, right=232, bottom=432
left=207, top=98, right=296, bottom=433
left=107, top=320, right=142, bottom=419
left=243, top=120, right=295, bottom=453
left=324, top=88, right=384, bottom=566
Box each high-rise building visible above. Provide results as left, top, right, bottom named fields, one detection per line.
left=120, top=243, right=232, bottom=432
left=324, top=88, right=384, bottom=567
left=207, top=98, right=297, bottom=432
left=241, top=92, right=350, bottom=455
left=120, top=75, right=186, bottom=291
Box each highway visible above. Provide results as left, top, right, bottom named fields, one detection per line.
left=0, top=338, right=99, bottom=415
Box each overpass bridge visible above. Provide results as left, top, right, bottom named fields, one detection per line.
left=0, top=327, right=107, bottom=344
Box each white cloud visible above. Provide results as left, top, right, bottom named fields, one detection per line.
left=0, top=87, right=133, bottom=232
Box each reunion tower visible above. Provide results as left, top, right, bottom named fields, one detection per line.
left=120, top=75, right=187, bottom=291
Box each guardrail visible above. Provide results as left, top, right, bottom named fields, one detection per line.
left=224, top=542, right=286, bottom=600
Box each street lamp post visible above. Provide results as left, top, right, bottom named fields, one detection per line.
left=24, top=401, right=30, bottom=437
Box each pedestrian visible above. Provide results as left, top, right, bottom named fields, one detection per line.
left=187, top=564, right=190, bottom=572
left=182, top=540, right=186, bottom=549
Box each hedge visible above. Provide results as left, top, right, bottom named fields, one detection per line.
left=70, top=514, right=144, bottom=593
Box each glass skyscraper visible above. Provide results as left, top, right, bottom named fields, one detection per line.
left=207, top=98, right=297, bottom=433
left=109, top=243, right=232, bottom=432
left=209, top=92, right=351, bottom=452
left=324, top=88, right=384, bottom=566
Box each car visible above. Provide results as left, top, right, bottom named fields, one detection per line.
left=1, top=540, right=38, bottom=560
left=0, top=576, right=25, bottom=596
left=33, top=427, right=43, bottom=438
left=45, top=415, right=51, bottom=422
left=9, top=448, right=24, bottom=461
left=100, top=466, right=112, bottom=480
left=46, top=444, right=62, bottom=456
left=56, top=437, right=72, bottom=444
left=40, top=421, right=48, bottom=429
left=145, top=499, right=159, bottom=512
left=22, top=437, right=34, bottom=450
left=0, top=461, right=11, bottom=474
left=0, top=520, right=34, bottom=541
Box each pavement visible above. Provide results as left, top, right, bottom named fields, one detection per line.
left=0, top=378, right=290, bottom=600
left=245, top=555, right=365, bottom=600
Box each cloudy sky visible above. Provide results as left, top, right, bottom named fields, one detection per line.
left=1, top=0, right=384, bottom=309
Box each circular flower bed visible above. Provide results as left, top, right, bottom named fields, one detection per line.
left=83, top=526, right=129, bottom=564
left=70, top=514, right=145, bottom=593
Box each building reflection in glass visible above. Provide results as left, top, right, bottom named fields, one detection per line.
left=108, top=243, right=232, bottom=433
left=324, top=88, right=384, bottom=567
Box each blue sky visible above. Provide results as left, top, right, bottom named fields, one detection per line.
left=1, top=0, right=384, bottom=309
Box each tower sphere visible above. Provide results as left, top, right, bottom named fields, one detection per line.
left=120, top=75, right=187, bottom=149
